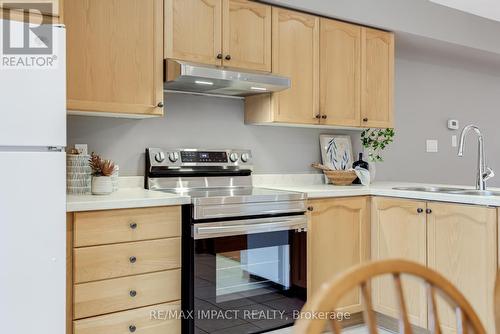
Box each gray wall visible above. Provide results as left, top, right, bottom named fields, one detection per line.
left=376, top=39, right=500, bottom=187
left=67, top=95, right=361, bottom=176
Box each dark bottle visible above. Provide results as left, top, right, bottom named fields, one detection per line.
left=352, top=153, right=369, bottom=184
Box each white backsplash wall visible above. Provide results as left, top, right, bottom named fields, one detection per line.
left=67, top=94, right=362, bottom=176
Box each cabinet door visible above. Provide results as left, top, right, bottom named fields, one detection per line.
left=308, top=197, right=369, bottom=313
left=165, top=0, right=222, bottom=66
left=371, top=197, right=427, bottom=328
left=222, top=0, right=271, bottom=72
left=0, top=0, right=61, bottom=17
left=272, top=7, right=319, bottom=124
left=427, top=202, right=496, bottom=334
left=66, top=0, right=164, bottom=116
left=320, top=18, right=361, bottom=127
left=361, top=28, right=394, bottom=128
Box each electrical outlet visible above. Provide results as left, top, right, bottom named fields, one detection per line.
left=426, top=139, right=438, bottom=153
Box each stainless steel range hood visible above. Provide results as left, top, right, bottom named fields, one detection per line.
left=164, top=60, right=290, bottom=97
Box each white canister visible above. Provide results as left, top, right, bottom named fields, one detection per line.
left=111, top=165, right=119, bottom=192
left=91, top=176, right=113, bottom=195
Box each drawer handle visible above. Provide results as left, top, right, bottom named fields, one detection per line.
left=129, top=325, right=137, bottom=333
left=129, top=256, right=137, bottom=264
left=129, top=222, right=138, bottom=229
left=417, top=208, right=423, bottom=213
left=129, top=290, right=137, bottom=297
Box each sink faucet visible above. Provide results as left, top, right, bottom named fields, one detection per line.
left=457, top=124, right=494, bottom=190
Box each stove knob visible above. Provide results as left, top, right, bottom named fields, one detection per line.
left=168, top=152, right=179, bottom=163
left=229, top=152, right=239, bottom=162
left=241, top=153, right=250, bottom=163
left=154, top=152, right=165, bottom=163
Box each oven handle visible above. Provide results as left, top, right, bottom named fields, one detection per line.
left=193, top=215, right=308, bottom=239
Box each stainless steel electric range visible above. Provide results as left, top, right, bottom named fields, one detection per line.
left=145, top=148, right=308, bottom=334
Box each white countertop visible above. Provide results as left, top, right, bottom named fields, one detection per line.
left=259, top=181, right=500, bottom=207
left=67, top=175, right=500, bottom=212
left=67, top=188, right=190, bottom=212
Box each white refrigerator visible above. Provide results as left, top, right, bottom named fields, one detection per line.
left=0, top=20, right=66, bottom=334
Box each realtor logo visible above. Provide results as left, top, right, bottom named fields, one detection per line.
left=1, top=2, right=57, bottom=69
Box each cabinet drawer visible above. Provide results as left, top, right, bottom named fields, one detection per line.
left=74, top=302, right=180, bottom=334
left=74, top=206, right=181, bottom=247
left=74, top=269, right=181, bottom=319
left=74, top=238, right=180, bottom=283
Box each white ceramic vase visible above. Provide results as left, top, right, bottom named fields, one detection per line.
left=363, top=149, right=377, bottom=183
left=91, top=176, right=113, bottom=195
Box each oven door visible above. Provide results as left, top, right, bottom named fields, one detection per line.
left=190, top=215, right=307, bottom=334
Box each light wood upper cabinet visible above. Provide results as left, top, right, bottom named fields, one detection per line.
left=245, top=8, right=319, bottom=125
left=165, top=0, right=271, bottom=71
left=223, top=0, right=271, bottom=71
left=371, top=197, right=428, bottom=328
left=361, top=28, right=394, bottom=128
left=308, top=197, right=369, bottom=313
left=272, top=8, right=319, bottom=124
left=66, top=0, right=164, bottom=117
left=320, top=19, right=361, bottom=127
left=165, top=0, right=222, bottom=66
left=427, top=202, right=496, bottom=334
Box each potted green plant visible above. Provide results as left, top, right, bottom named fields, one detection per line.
left=360, top=128, right=395, bottom=181
left=89, top=152, right=116, bottom=195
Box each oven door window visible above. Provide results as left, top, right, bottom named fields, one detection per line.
left=194, top=230, right=306, bottom=333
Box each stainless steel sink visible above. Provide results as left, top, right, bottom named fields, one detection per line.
left=392, top=186, right=467, bottom=193
left=448, top=190, right=500, bottom=196
left=392, top=186, right=500, bottom=197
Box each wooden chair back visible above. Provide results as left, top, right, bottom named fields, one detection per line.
left=294, top=259, right=485, bottom=334
left=494, top=271, right=500, bottom=334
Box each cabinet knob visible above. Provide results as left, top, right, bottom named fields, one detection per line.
left=426, top=208, right=432, bottom=214
left=157, top=101, right=164, bottom=108
left=129, top=325, right=137, bottom=333
left=129, top=256, right=137, bottom=264
left=417, top=208, right=423, bottom=213
left=307, top=206, right=314, bottom=212
left=363, top=118, right=368, bottom=122
left=129, top=290, right=137, bottom=297
left=217, top=53, right=223, bottom=59
left=129, top=222, right=137, bottom=229
left=225, top=55, right=231, bottom=60
left=321, top=115, right=327, bottom=119
left=315, top=114, right=320, bottom=119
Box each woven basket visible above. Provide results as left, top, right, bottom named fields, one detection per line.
left=324, top=170, right=357, bottom=186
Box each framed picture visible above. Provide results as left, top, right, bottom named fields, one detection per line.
left=319, top=134, right=354, bottom=171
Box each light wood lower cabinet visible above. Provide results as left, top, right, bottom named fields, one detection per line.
left=65, top=0, right=164, bottom=117
left=74, top=206, right=181, bottom=247
left=74, top=269, right=181, bottom=319
left=371, top=197, right=428, bottom=328
left=308, top=197, right=369, bottom=313
left=427, top=202, right=496, bottom=334
left=74, top=238, right=181, bottom=283
left=74, top=302, right=180, bottom=334
left=371, top=197, right=497, bottom=333
left=67, top=206, right=181, bottom=334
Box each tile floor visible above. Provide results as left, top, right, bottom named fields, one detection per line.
left=268, top=325, right=394, bottom=334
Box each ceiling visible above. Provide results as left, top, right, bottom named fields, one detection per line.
left=430, top=0, right=500, bottom=22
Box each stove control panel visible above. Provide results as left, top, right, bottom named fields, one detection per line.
left=147, top=148, right=252, bottom=168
